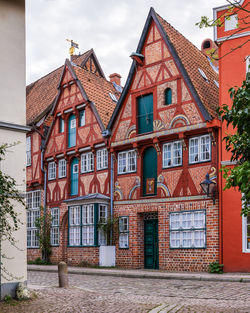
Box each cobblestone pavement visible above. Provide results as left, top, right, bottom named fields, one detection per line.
left=0, top=271, right=249, bottom=313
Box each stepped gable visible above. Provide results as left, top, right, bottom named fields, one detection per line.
left=72, top=65, right=120, bottom=128
left=26, top=50, right=93, bottom=125
left=155, top=11, right=219, bottom=117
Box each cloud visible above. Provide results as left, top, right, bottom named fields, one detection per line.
left=26, top=0, right=224, bottom=85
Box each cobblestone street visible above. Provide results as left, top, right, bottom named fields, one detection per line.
left=0, top=270, right=249, bottom=312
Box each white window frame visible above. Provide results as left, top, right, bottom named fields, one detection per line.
left=97, top=149, right=108, bottom=170
left=59, top=117, right=64, bottom=133
left=118, top=150, right=136, bottom=174
left=58, top=159, right=66, bottom=178
left=119, top=216, right=129, bottom=248
left=81, top=152, right=94, bottom=173
left=26, top=190, right=41, bottom=248
left=26, top=136, right=31, bottom=166
left=70, top=117, right=76, bottom=129
left=163, top=141, right=182, bottom=168
left=242, top=215, right=250, bottom=253
left=98, top=204, right=107, bottom=246
left=169, top=210, right=206, bottom=249
left=51, top=208, right=60, bottom=246
left=48, top=161, right=56, bottom=180
left=69, top=206, right=81, bottom=246
left=82, top=204, right=95, bottom=246
left=189, top=135, right=211, bottom=164
left=246, top=56, right=250, bottom=74
left=224, top=14, right=238, bottom=31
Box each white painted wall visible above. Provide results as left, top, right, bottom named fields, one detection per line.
left=0, top=0, right=27, bottom=296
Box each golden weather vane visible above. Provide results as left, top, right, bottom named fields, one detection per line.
left=66, top=39, right=79, bottom=59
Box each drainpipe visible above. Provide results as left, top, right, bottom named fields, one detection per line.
left=41, top=147, right=47, bottom=260
left=110, top=153, right=114, bottom=245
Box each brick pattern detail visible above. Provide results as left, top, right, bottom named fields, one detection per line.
left=188, top=165, right=211, bottom=194
left=117, top=176, right=137, bottom=199
left=96, top=172, right=108, bottom=193
left=182, top=102, right=203, bottom=125
left=145, top=41, right=162, bottom=65
left=158, top=108, right=176, bottom=129
left=146, top=64, right=161, bottom=83
left=157, top=80, right=177, bottom=108
left=165, top=60, right=179, bottom=76
left=80, top=175, right=94, bottom=194
left=115, top=120, right=130, bottom=142
left=115, top=199, right=219, bottom=271
left=162, top=169, right=183, bottom=196
left=181, top=80, right=191, bottom=102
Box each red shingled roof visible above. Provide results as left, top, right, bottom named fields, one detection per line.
left=26, top=50, right=92, bottom=125
left=72, top=65, right=119, bottom=128
left=155, top=12, right=219, bottom=118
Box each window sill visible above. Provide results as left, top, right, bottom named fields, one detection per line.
left=189, top=159, right=211, bottom=166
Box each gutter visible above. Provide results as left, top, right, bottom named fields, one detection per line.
left=110, top=153, right=114, bottom=245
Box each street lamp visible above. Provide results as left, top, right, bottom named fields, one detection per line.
left=200, top=173, right=216, bottom=204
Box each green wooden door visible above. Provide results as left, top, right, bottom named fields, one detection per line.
left=144, top=219, right=158, bottom=269
left=143, top=147, right=157, bottom=196
left=137, top=93, right=153, bottom=134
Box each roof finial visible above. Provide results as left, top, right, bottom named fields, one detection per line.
left=66, top=39, right=79, bottom=61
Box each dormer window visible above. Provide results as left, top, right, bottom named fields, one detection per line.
left=164, top=88, right=172, bottom=105
left=224, top=14, right=238, bottom=31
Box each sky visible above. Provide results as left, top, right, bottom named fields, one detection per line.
left=26, top=0, right=225, bottom=86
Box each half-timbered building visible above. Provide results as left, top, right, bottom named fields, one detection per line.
left=108, top=8, right=220, bottom=271
left=26, top=49, right=121, bottom=265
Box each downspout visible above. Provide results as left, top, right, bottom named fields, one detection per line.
left=110, top=153, right=114, bottom=245
left=41, top=146, right=47, bottom=260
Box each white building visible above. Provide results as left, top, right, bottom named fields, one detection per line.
left=0, top=0, right=29, bottom=298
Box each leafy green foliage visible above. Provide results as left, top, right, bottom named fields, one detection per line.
left=98, top=216, right=119, bottom=245
left=208, top=261, right=224, bottom=274
left=0, top=143, right=25, bottom=281
left=217, top=72, right=250, bottom=216
left=28, top=257, right=51, bottom=265
left=35, top=211, right=52, bottom=263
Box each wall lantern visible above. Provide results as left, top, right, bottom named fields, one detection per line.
left=200, top=173, right=216, bottom=204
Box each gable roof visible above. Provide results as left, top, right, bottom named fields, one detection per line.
left=26, top=49, right=105, bottom=125
left=108, top=7, right=219, bottom=130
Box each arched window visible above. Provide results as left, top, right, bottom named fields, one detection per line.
left=68, top=114, right=76, bottom=148
left=142, top=146, right=157, bottom=196
left=164, top=88, right=172, bottom=105
left=70, top=157, right=78, bottom=196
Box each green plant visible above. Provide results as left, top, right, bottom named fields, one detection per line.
left=208, top=261, right=224, bottom=274
left=0, top=143, right=25, bottom=282
left=3, top=294, right=12, bottom=303
left=35, top=211, right=52, bottom=263
left=98, top=216, right=119, bottom=245
left=28, top=257, right=51, bottom=265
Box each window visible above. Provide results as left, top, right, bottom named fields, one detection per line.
left=118, top=150, right=136, bottom=174
left=119, top=216, right=129, bottom=248
left=70, top=158, right=79, bottom=196
left=97, top=149, right=108, bottom=170
left=58, top=159, right=66, bottom=178
left=189, top=135, right=211, bottom=164
left=163, top=141, right=182, bottom=168
left=81, top=152, right=94, bottom=173
left=59, top=117, right=64, bottom=133
left=26, top=190, right=41, bottom=248
left=137, top=93, right=153, bottom=134
left=242, top=215, right=250, bottom=253
left=79, top=110, right=85, bottom=127
left=51, top=208, right=60, bottom=246
left=68, top=204, right=107, bottom=247
left=169, top=210, right=206, bottom=248
left=26, top=136, right=31, bottom=166
left=69, top=206, right=81, bottom=246
left=225, top=14, right=238, bottom=31
left=165, top=88, right=172, bottom=105
left=68, top=114, right=76, bottom=148
left=98, top=205, right=107, bottom=245
left=246, top=56, right=250, bottom=74
left=48, top=161, right=56, bottom=180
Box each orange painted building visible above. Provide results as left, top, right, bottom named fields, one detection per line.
left=213, top=0, right=250, bottom=271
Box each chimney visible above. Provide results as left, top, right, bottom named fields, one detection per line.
left=201, top=39, right=219, bottom=68
left=109, top=73, right=121, bottom=86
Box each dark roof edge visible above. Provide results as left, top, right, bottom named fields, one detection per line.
left=108, top=7, right=212, bottom=130
left=27, top=101, right=53, bottom=126
left=152, top=10, right=211, bottom=121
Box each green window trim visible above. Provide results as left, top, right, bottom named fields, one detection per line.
left=68, top=203, right=108, bottom=247
left=137, top=93, right=153, bottom=134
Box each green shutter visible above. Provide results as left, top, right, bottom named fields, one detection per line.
left=137, top=94, right=153, bottom=134
left=142, top=147, right=157, bottom=196
left=165, top=88, right=172, bottom=105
